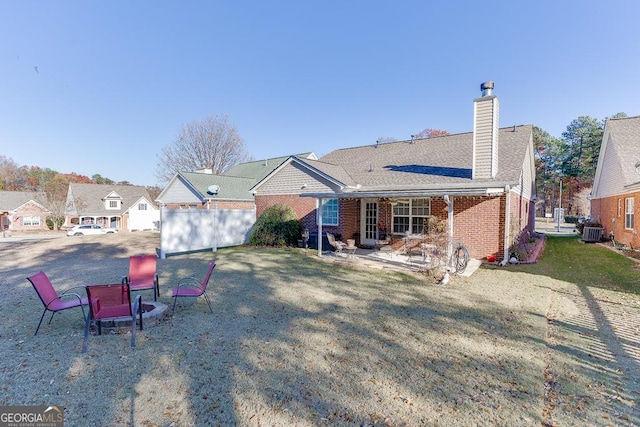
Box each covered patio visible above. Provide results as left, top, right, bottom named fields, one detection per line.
left=303, top=241, right=482, bottom=278
left=300, top=189, right=503, bottom=271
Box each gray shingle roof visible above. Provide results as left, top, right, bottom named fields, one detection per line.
left=0, top=191, right=48, bottom=211
left=67, top=183, right=153, bottom=215
left=294, top=158, right=358, bottom=187
left=316, top=125, right=532, bottom=190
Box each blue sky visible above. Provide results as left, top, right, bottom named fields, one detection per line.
left=1, top=1, right=639, bottom=187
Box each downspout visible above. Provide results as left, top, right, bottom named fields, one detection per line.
left=317, top=197, right=323, bottom=257
left=502, top=185, right=511, bottom=265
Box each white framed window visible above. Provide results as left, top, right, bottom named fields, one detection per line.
left=22, top=216, right=41, bottom=226
left=625, top=197, right=634, bottom=230
left=411, top=198, right=431, bottom=234
left=618, top=198, right=622, bottom=217
left=320, top=199, right=339, bottom=226
left=392, top=201, right=410, bottom=234
left=138, top=203, right=148, bottom=211
left=106, top=200, right=120, bottom=210
left=392, top=198, right=431, bottom=234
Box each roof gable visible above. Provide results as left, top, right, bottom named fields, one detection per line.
left=592, top=115, right=640, bottom=197
left=104, top=191, right=122, bottom=200
left=252, top=156, right=352, bottom=192
left=124, top=196, right=159, bottom=213
left=224, top=152, right=316, bottom=182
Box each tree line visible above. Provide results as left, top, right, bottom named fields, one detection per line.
left=1, top=110, right=628, bottom=226
left=534, top=112, right=627, bottom=217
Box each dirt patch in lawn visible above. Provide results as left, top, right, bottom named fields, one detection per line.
left=0, top=233, right=639, bottom=426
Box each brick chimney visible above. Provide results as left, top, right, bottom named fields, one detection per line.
left=472, top=81, right=499, bottom=179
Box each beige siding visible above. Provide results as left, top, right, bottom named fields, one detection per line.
left=158, top=177, right=203, bottom=204
left=520, top=143, right=535, bottom=201
left=257, top=163, right=340, bottom=195
left=473, top=97, right=499, bottom=179
left=594, top=134, right=627, bottom=198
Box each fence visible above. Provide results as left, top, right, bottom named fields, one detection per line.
left=159, top=206, right=256, bottom=258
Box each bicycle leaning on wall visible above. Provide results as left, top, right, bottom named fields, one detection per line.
left=450, top=240, right=469, bottom=274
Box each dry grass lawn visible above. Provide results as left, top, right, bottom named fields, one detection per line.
left=0, top=232, right=638, bottom=426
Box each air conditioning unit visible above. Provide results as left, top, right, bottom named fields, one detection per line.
left=583, top=226, right=603, bottom=243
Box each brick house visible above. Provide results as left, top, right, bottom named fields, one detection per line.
left=590, top=115, right=640, bottom=247
left=65, top=183, right=159, bottom=231
left=157, top=153, right=317, bottom=211
left=253, top=82, right=536, bottom=262
left=155, top=154, right=317, bottom=254
left=0, top=191, right=51, bottom=232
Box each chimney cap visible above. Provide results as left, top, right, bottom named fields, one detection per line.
left=480, top=81, right=495, bottom=97
left=480, top=81, right=494, bottom=91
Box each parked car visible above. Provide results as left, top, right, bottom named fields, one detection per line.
left=66, top=224, right=117, bottom=236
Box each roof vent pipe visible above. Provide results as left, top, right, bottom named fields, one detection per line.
left=480, top=81, right=494, bottom=97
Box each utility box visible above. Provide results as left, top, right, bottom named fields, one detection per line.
left=553, top=208, right=565, bottom=223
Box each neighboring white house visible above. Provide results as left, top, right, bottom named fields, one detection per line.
left=65, top=183, right=159, bottom=232
left=126, top=196, right=160, bottom=231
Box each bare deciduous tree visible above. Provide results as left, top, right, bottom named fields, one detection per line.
left=413, top=128, right=450, bottom=139
left=155, top=114, right=250, bottom=183
left=43, top=174, right=70, bottom=230
left=0, top=155, right=27, bottom=191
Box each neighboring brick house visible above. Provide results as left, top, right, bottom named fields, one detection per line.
left=253, top=82, right=536, bottom=262
left=590, top=116, right=640, bottom=247
left=155, top=154, right=317, bottom=254
left=64, top=183, right=159, bottom=231
left=156, top=153, right=318, bottom=210
left=0, top=191, right=51, bottom=232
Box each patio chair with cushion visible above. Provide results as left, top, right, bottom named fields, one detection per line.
left=82, top=283, right=143, bottom=353
left=27, top=271, right=89, bottom=335
left=122, top=254, right=160, bottom=301
left=375, top=237, right=393, bottom=257
left=326, top=233, right=346, bottom=256
left=344, top=239, right=358, bottom=257
left=171, top=260, right=216, bottom=313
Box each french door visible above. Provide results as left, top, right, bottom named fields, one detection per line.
left=361, top=200, right=378, bottom=246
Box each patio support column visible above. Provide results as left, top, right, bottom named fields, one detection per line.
left=317, top=197, right=323, bottom=257
left=445, top=195, right=454, bottom=267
